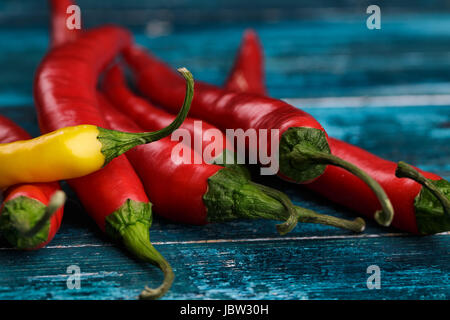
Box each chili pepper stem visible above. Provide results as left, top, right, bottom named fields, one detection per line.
left=0, top=192, right=65, bottom=249
left=139, top=258, right=173, bottom=300
left=296, top=207, right=366, bottom=233
left=98, top=68, right=194, bottom=164
left=19, top=190, right=66, bottom=237
left=121, top=223, right=174, bottom=300
left=249, top=182, right=298, bottom=235
left=204, top=168, right=366, bottom=234
left=288, top=144, right=394, bottom=227
left=396, top=161, right=450, bottom=216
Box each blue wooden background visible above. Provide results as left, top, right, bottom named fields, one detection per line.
left=0, top=1, right=449, bottom=300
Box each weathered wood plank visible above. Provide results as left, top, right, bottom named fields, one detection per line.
left=1, top=14, right=450, bottom=101
left=0, top=233, right=448, bottom=300
left=0, top=103, right=448, bottom=300
left=1, top=0, right=449, bottom=28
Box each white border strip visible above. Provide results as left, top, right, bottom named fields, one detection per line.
left=284, top=94, right=450, bottom=108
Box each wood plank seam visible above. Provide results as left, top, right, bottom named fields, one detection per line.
left=1, top=231, right=448, bottom=250
left=284, top=94, right=450, bottom=108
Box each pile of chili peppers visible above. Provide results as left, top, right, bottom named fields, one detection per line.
left=0, top=0, right=448, bottom=299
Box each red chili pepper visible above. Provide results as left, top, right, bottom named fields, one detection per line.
left=49, top=0, right=81, bottom=48
left=224, top=30, right=450, bottom=234
left=0, top=115, right=65, bottom=249
left=96, top=91, right=366, bottom=234
left=224, top=29, right=266, bottom=95
left=102, top=64, right=228, bottom=155
left=123, top=45, right=396, bottom=228
left=102, top=64, right=249, bottom=176
left=34, top=26, right=183, bottom=299
left=308, top=144, right=449, bottom=234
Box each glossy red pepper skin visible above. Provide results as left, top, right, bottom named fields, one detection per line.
left=96, top=93, right=219, bottom=225
left=308, top=140, right=440, bottom=233
left=102, top=65, right=231, bottom=159
left=123, top=46, right=325, bottom=147
left=224, top=29, right=266, bottom=95
left=49, top=0, right=81, bottom=48
left=0, top=115, right=63, bottom=249
left=34, top=26, right=149, bottom=232
left=35, top=26, right=131, bottom=133
left=224, top=30, right=446, bottom=234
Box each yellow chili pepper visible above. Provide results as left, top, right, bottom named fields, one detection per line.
left=0, top=68, right=193, bottom=189
left=0, top=125, right=103, bottom=188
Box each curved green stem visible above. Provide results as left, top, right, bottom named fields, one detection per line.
left=204, top=167, right=365, bottom=234
left=289, top=144, right=394, bottom=227
left=121, top=224, right=174, bottom=300
left=249, top=182, right=298, bottom=235
left=20, top=191, right=66, bottom=237
left=139, top=262, right=174, bottom=300
left=136, top=68, right=194, bottom=143
left=296, top=207, right=366, bottom=233
left=396, top=161, right=450, bottom=216
left=98, top=68, right=194, bottom=164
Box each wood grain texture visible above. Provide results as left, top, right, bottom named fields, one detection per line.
left=0, top=3, right=449, bottom=300
left=0, top=102, right=447, bottom=300
left=1, top=232, right=448, bottom=300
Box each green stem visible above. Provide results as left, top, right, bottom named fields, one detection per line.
left=296, top=207, right=366, bottom=233
left=20, top=191, right=66, bottom=237
left=289, top=144, right=394, bottom=227
left=396, top=161, right=450, bottom=216
left=98, top=68, right=194, bottom=164
left=249, top=182, right=298, bottom=235
left=133, top=68, right=194, bottom=143
left=204, top=168, right=366, bottom=234
left=105, top=200, right=173, bottom=299
left=121, top=224, right=174, bottom=300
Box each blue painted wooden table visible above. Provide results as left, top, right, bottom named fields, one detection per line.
left=0, top=1, right=449, bottom=300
